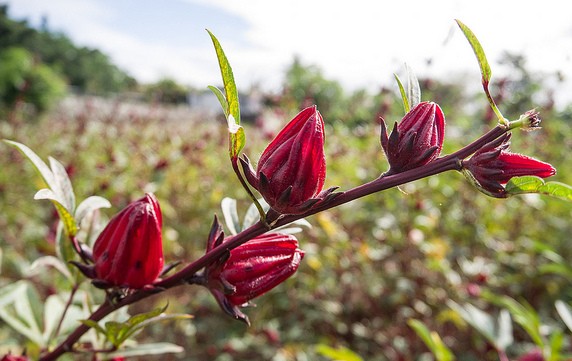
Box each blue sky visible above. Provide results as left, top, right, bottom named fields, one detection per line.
left=5, top=0, right=572, bottom=107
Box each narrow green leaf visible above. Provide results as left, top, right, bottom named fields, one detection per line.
left=394, top=74, right=410, bottom=113
left=207, top=29, right=244, bottom=158
left=505, top=176, right=572, bottom=201
left=80, top=319, right=109, bottom=337
left=29, top=256, right=74, bottom=283
left=455, top=19, right=491, bottom=84
left=4, top=140, right=57, bottom=191
left=315, top=344, right=364, bottom=361
left=0, top=281, right=28, bottom=309
left=548, top=330, right=564, bottom=361
left=406, top=64, right=421, bottom=109
left=448, top=301, right=496, bottom=346
left=208, top=85, right=229, bottom=118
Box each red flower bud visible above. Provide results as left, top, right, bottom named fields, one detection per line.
left=92, top=193, right=164, bottom=289
left=241, top=106, right=326, bottom=214
left=462, top=133, right=556, bottom=197
left=517, top=348, right=544, bottom=361
left=207, top=232, right=304, bottom=324
left=380, top=101, right=445, bottom=173
left=1, top=354, right=29, bottom=361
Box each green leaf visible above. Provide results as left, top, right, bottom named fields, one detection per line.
left=497, top=309, right=513, bottom=351
left=4, top=140, right=58, bottom=191
left=406, top=63, right=421, bottom=110
left=80, top=319, right=107, bottom=336
left=505, top=176, right=572, bottom=201
left=208, top=85, right=229, bottom=118
left=49, top=156, right=75, bottom=213
left=315, top=344, right=364, bottom=361
left=394, top=74, right=410, bottom=113
left=207, top=30, right=244, bottom=158
left=102, top=342, right=184, bottom=359
left=491, top=296, right=543, bottom=347
left=455, top=19, right=491, bottom=85
left=0, top=281, right=45, bottom=346
left=28, top=256, right=74, bottom=283
left=448, top=301, right=497, bottom=346
left=408, top=319, right=455, bottom=361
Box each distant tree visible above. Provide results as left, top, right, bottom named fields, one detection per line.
left=144, top=78, right=189, bottom=104
left=0, top=4, right=136, bottom=95
left=0, top=47, right=66, bottom=115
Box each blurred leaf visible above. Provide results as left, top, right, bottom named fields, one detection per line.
left=242, top=198, right=269, bottom=230
left=101, top=342, right=184, bottom=359
left=406, top=64, right=421, bottom=109
left=394, top=74, right=409, bottom=113
left=315, top=344, right=364, bottom=361
left=548, top=330, right=564, bottom=361
left=505, top=176, right=572, bottom=201
left=408, top=319, right=455, bottom=361
left=488, top=296, right=543, bottom=348
left=75, top=196, right=111, bottom=225
left=555, top=301, right=572, bottom=334
left=28, top=256, right=74, bottom=283
left=497, top=309, right=514, bottom=351
left=221, top=197, right=240, bottom=235
left=455, top=20, right=491, bottom=85
left=0, top=281, right=45, bottom=346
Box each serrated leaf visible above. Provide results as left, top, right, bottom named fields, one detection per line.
left=102, top=342, right=184, bottom=359
left=455, top=19, right=491, bottom=85
left=221, top=197, right=240, bottom=235
left=315, top=344, right=364, bottom=361
left=208, top=85, right=229, bottom=118
left=406, top=63, right=421, bottom=109
left=555, top=301, right=572, bottom=334
left=75, top=196, right=111, bottom=224
left=505, top=176, right=572, bottom=201
left=394, top=74, right=410, bottom=113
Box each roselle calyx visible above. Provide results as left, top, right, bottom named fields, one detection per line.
left=381, top=101, right=445, bottom=174
left=91, top=193, right=164, bottom=289
left=203, top=218, right=304, bottom=324
left=462, top=133, right=556, bottom=197
left=241, top=106, right=327, bottom=215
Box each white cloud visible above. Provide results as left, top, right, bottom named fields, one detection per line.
left=6, top=0, right=572, bottom=106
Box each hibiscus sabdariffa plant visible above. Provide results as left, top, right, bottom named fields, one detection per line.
left=1, top=20, right=570, bottom=361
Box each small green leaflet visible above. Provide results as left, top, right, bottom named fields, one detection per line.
left=315, top=344, right=364, bottom=361
left=505, top=176, right=572, bottom=201
left=207, top=30, right=245, bottom=159
left=455, top=19, right=491, bottom=85
left=394, top=64, right=421, bottom=114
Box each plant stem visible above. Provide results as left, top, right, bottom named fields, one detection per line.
left=41, top=124, right=509, bottom=361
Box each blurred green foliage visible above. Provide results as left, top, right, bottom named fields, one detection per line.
left=1, top=14, right=572, bottom=360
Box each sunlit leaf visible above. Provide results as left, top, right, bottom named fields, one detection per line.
left=505, top=176, right=572, bottom=201
left=315, top=344, right=364, bottom=361
left=497, top=309, right=513, bottom=351
left=0, top=281, right=45, bottom=346
left=208, top=85, right=229, bottom=118
left=34, top=189, right=78, bottom=237
left=28, top=256, right=74, bottom=283
left=207, top=29, right=244, bottom=158
left=406, top=63, right=421, bottom=109
left=4, top=140, right=57, bottom=191
left=455, top=20, right=491, bottom=85
left=49, top=156, right=75, bottom=212
left=394, top=74, right=410, bottom=113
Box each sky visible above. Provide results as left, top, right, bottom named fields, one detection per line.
left=4, top=0, right=572, bottom=107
